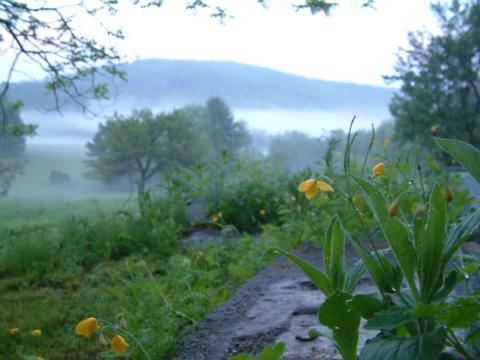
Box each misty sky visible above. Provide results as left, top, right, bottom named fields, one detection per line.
left=1, top=0, right=439, bottom=87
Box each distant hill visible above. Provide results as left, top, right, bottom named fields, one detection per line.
left=8, top=59, right=395, bottom=111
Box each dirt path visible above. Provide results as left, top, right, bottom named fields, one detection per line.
left=174, top=242, right=379, bottom=360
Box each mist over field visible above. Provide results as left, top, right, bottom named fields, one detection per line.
left=8, top=59, right=393, bottom=206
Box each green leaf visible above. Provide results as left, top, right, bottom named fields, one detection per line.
left=326, top=218, right=345, bottom=290
left=349, top=235, right=393, bottom=295
left=443, top=207, right=480, bottom=267
left=263, top=247, right=333, bottom=296
left=420, top=185, right=447, bottom=302
left=438, top=303, right=480, bottom=328
left=438, top=351, right=468, bottom=360
left=257, top=342, right=286, bottom=360
left=230, top=355, right=252, bottom=360
left=344, top=259, right=367, bottom=294
left=435, top=138, right=480, bottom=183
left=364, top=306, right=414, bottom=331
left=355, top=177, right=418, bottom=299
left=466, top=327, right=480, bottom=344
left=360, top=327, right=447, bottom=360
left=433, top=270, right=460, bottom=300
left=319, top=292, right=360, bottom=360
left=347, top=293, right=387, bottom=319
left=412, top=303, right=448, bottom=318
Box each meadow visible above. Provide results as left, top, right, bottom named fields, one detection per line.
left=3, top=144, right=135, bottom=231
left=2, top=128, right=480, bottom=360
left=0, top=142, right=310, bottom=359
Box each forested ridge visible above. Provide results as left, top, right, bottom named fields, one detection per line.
left=8, top=59, right=395, bottom=110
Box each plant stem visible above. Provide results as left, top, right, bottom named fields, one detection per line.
left=447, top=329, right=474, bottom=360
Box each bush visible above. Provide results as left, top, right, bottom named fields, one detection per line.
left=0, top=192, right=188, bottom=277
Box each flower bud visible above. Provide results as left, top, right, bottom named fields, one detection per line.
left=443, top=185, right=454, bottom=203
left=388, top=201, right=401, bottom=217
left=372, top=162, right=385, bottom=176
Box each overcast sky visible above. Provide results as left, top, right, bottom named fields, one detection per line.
left=1, top=0, right=439, bottom=87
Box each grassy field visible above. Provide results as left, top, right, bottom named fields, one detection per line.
left=3, top=144, right=136, bottom=230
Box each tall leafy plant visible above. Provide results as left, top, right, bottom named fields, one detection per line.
left=267, top=133, right=480, bottom=359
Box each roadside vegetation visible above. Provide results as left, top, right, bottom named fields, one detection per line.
left=1, top=1, right=480, bottom=360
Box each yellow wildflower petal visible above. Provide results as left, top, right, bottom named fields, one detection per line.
left=9, top=328, right=19, bottom=335
left=305, top=186, right=318, bottom=200
left=298, top=179, right=316, bottom=192
left=316, top=181, right=334, bottom=192
left=75, top=317, right=100, bottom=337
left=112, top=335, right=129, bottom=355
left=373, top=162, right=385, bottom=176
left=32, top=329, right=42, bottom=337
left=35, top=357, right=45, bottom=360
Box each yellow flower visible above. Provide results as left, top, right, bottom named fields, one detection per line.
left=431, top=125, right=439, bottom=133
left=259, top=209, right=266, bottom=216
left=111, top=334, right=129, bottom=355
left=35, top=357, right=45, bottom=360
left=75, top=317, right=100, bottom=337
left=382, top=138, right=391, bottom=147
left=212, top=215, right=219, bottom=222
left=32, top=329, right=42, bottom=337
left=195, top=250, right=204, bottom=262
left=9, top=328, right=19, bottom=335
left=298, top=179, right=334, bottom=200
left=372, top=162, right=385, bottom=176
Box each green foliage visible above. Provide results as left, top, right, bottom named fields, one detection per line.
left=0, top=192, right=187, bottom=278
left=360, top=327, right=447, bottom=360
left=388, top=1, right=480, bottom=149
left=0, top=99, right=27, bottom=196
left=85, top=108, right=203, bottom=194
left=319, top=292, right=360, bottom=360
left=0, top=220, right=288, bottom=359
left=207, top=157, right=286, bottom=232
left=270, top=131, right=480, bottom=359
left=436, top=137, right=480, bottom=183
left=204, top=97, right=251, bottom=158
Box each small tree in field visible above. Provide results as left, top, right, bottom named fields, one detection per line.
left=85, top=108, right=202, bottom=195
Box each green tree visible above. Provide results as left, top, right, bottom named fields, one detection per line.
left=85, top=108, right=203, bottom=195
left=0, top=100, right=27, bottom=196
left=387, top=0, right=480, bottom=150
left=204, top=97, right=251, bottom=158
